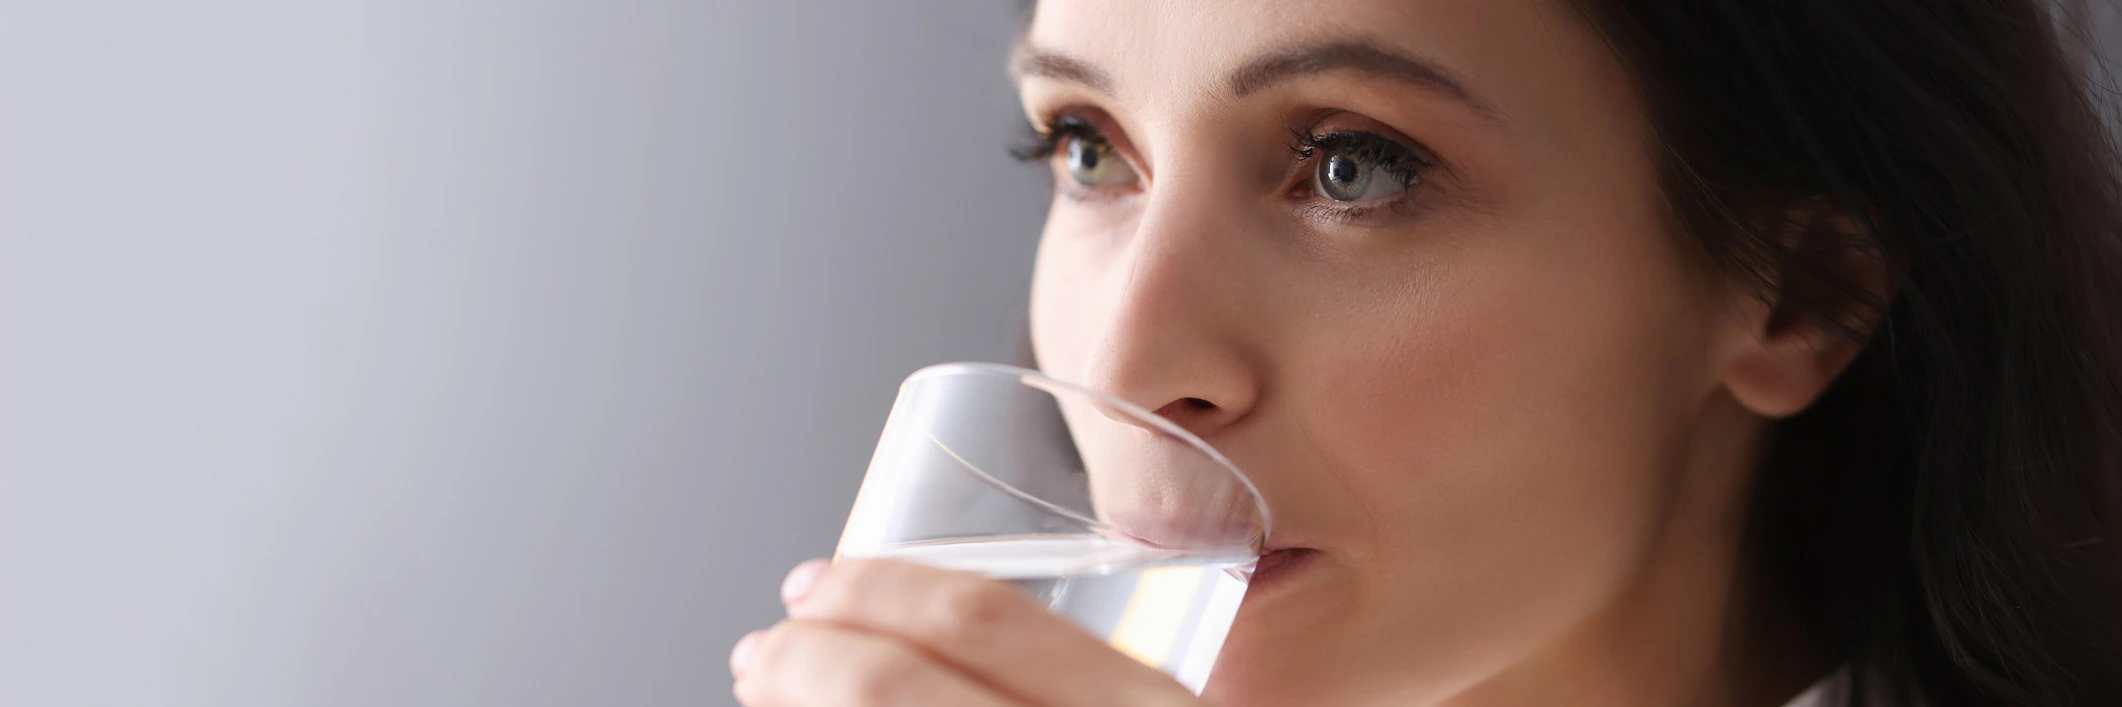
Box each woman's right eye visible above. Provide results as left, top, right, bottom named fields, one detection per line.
left=1013, top=115, right=1141, bottom=194
left=1061, top=134, right=1138, bottom=188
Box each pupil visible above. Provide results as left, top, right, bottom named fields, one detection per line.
left=1073, top=139, right=1099, bottom=171
left=1328, top=155, right=1359, bottom=185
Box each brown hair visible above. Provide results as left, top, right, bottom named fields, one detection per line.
left=1565, top=1, right=2122, bottom=704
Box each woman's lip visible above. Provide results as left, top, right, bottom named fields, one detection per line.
left=1247, top=547, right=1317, bottom=591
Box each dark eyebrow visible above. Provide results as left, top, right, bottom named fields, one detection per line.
left=1228, top=40, right=1498, bottom=120
left=1010, top=45, right=1115, bottom=96
left=1011, top=40, right=1496, bottom=122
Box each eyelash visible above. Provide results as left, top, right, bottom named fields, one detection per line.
left=1012, top=114, right=1102, bottom=163
left=1010, top=111, right=1440, bottom=222
left=1286, top=126, right=1436, bottom=222
left=1012, top=113, right=1134, bottom=203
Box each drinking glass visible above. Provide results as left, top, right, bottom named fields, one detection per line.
left=835, top=362, right=1272, bottom=694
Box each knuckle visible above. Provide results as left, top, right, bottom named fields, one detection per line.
left=744, top=624, right=806, bottom=690
left=813, top=559, right=904, bottom=613
left=828, top=559, right=892, bottom=596
left=843, top=650, right=927, bottom=704
left=732, top=635, right=777, bottom=704
left=753, top=623, right=794, bottom=670
left=928, top=574, right=1018, bottom=644
left=732, top=674, right=768, bottom=706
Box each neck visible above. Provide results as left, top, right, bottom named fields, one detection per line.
left=1442, top=391, right=1828, bottom=707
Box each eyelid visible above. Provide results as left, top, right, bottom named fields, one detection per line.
left=1293, top=198, right=1417, bottom=225
left=1033, top=105, right=1149, bottom=181
left=1283, top=114, right=1448, bottom=225
left=1012, top=116, right=1097, bottom=162
left=1292, top=113, right=1450, bottom=179
left=1296, top=130, right=1431, bottom=187
left=1289, top=130, right=1427, bottom=199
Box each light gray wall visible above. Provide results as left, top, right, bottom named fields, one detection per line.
left=12, top=3, right=2122, bottom=707
left=0, top=2, right=1045, bottom=705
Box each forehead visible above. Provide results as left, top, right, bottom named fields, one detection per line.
left=1023, top=0, right=1634, bottom=142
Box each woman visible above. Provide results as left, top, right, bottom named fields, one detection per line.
left=730, top=0, right=2122, bottom=704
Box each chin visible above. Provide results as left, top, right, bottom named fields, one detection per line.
left=1201, top=659, right=1333, bottom=707
left=1200, top=602, right=1325, bottom=703
left=1198, top=549, right=1372, bottom=705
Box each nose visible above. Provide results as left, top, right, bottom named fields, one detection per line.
left=1075, top=180, right=1262, bottom=440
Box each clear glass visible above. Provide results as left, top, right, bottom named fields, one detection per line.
left=835, top=362, right=1272, bottom=694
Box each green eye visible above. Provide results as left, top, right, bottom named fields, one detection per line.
left=1319, top=153, right=1372, bottom=201
left=1315, top=149, right=1408, bottom=202
left=1064, top=136, right=1137, bottom=188
left=1300, top=130, right=1427, bottom=204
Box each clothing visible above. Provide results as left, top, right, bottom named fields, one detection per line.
left=1778, top=667, right=1919, bottom=707
left=1779, top=671, right=1837, bottom=707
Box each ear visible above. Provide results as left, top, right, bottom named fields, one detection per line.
left=1721, top=206, right=1896, bottom=419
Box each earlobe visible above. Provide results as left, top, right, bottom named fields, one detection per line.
left=1724, top=327, right=1866, bottom=419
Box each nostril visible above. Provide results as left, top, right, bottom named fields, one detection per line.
left=1089, top=395, right=1223, bottom=434
left=1152, top=397, right=1218, bottom=421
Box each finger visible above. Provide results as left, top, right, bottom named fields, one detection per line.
left=782, top=558, right=1197, bottom=707
left=733, top=620, right=1018, bottom=707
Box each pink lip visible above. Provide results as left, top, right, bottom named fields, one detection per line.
left=1246, top=547, right=1317, bottom=592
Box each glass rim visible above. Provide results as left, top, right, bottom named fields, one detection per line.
left=902, top=361, right=1274, bottom=550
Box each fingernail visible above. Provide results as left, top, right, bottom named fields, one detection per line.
left=730, top=631, right=761, bottom=677
left=781, top=559, right=828, bottom=605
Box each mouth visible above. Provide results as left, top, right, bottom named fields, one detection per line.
left=1246, top=546, right=1319, bottom=593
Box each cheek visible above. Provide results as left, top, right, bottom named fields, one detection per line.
left=1272, top=218, right=1717, bottom=684
left=1028, top=241, right=1074, bottom=379
left=1321, top=263, right=1699, bottom=563
left=1028, top=219, right=1108, bottom=383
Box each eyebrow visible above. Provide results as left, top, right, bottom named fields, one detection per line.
left=1013, top=39, right=1497, bottom=121
left=1011, top=46, right=1116, bottom=96
left=1228, top=40, right=1496, bottom=119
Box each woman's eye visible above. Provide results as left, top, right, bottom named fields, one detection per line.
left=1313, top=147, right=1414, bottom=203
left=1063, top=135, right=1138, bottom=188
left=1297, top=130, right=1429, bottom=206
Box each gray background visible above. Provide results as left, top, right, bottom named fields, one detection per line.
left=2, top=1, right=1042, bottom=705
left=6, top=2, right=2121, bottom=707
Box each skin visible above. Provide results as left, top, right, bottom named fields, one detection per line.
left=733, top=0, right=1884, bottom=704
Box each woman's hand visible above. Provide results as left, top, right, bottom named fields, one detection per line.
left=729, top=558, right=1204, bottom=706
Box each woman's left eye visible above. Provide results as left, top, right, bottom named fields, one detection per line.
left=1063, top=134, right=1138, bottom=188
left=1302, top=131, right=1427, bottom=204
left=1011, top=114, right=1141, bottom=195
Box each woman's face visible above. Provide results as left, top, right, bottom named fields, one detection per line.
left=1022, top=0, right=1781, bottom=703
